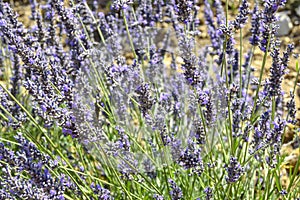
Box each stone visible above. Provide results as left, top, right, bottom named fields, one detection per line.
left=296, top=6, right=300, bottom=17
left=276, top=12, right=293, bottom=37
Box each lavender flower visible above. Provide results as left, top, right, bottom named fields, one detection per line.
left=213, top=0, right=225, bottom=26
left=281, top=43, right=294, bottom=69
left=160, top=125, right=172, bottom=146
left=249, top=4, right=261, bottom=46
left=168, top=179, right=183, bottom=200
left=267, top=40, right=291, bottom=96
left=135, top=83, right=155, bottom=116
left=231, top=0, right=250, bottom=30
left=177, top=140, right=204, bottom=175
left=204, top=0, right=223, bottom=54
left=173, top=0, right=194, bottom=24
left=249, top=111, right=271, bottom=155
left=286, top=91, right=296, bottom=124
left=0, top=87, right=26, bottom=129
left=10, top=53, right=22, bottom=99
left=198, top=90, right=215, bottom=125
left=178, top=33, right=201, bottom=86
left=259, top=0, right=286, bottom=52
left=231, top=98, right=242, bottom=137
left=0, top=133, right=74, bottom=199
left=111, top=0, right=133, bottom=11
left=90, top=183, right=114, bottom=200
left=193, top=120, right=206, bottom=145
left=204, top=187, right=213, bottom=200
left=225, top=156, right=244, bottom=183
left=153, top=194, right=164, bottom=200
left=115, top=126, right=130, bottom=151
left=265, top=117, right=285, bottom=167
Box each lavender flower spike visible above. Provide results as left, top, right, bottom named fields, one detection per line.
left=249, top=4, right=261, bottom=46
left=111, top=0, right=133, bottom=11
left=168, top=179, right=183, bottom=200
left=225, top=156, right=244, bottom=183
left=232, top=0, right=250, bottom=30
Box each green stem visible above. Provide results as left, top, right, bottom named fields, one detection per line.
left=251, top=33, right=272, bottom=121
left=239, top=29, right=243, bottom=98
left=122, top=10, right=137, bottom=59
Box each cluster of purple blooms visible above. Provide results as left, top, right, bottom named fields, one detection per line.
left=0, top=133, right=69, bottom=199
left=0, top=0, right=297, bottom=199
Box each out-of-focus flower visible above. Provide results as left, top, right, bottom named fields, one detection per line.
left=204, top=187, right=213, bottom=200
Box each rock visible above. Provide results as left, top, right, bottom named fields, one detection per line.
left=276, top=12, right=293, bottom=37
left=291, top=15, right=300, bottom=26
left=296, top=6, right=300, bottom=17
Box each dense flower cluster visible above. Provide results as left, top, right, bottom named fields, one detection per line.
left=225, top=156, right=244, bottom=183
left=0, top=133, right=72, bottom=199
left=168, top=179, right=183, bottom=200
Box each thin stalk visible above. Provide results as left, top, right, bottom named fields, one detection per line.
left=271, top=96, right=276, bottom=123
left=58, top=165, right=114, bottom=186
left=251, top=33, right=272, bottom=120
left=188, top=175, right=196, bottom=199
left=122, top=10, right=137, bottom=59
left=239, top=29, right=243, bottom=98
left=0, top=137, right=21, bottom=146
left=263, top=169, right=271, bottom=200
left=287, top=148, right=300, bottom=192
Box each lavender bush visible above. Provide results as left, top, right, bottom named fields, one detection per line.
left=0, top=0, right=300, bottom=199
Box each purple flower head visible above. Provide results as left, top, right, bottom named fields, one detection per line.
left=193, top=120, right=206, bottom=145
left=281, top=43, right=294, bottom=68
left=111, top=0, right=133, bottom=11
left=160, top=93, right=170, bottom=102
left=265, top=117, right=285, bottom=167
left=153, top=194, right=164, bottom=200
left=116, top=126, right=130, bottom=151
left=204, top=187, right=213, bottom=200
left=249, top=4, right=261, bottom=46
left=267, top=40, right=289, bottom=96
left=174, top=0, right=194, bottom=24
left=204, top=0, right=224, bottom=53
left=91, top=183, right=114, bottom=200
left=232, top=0, right=250, bottom=30
left=168, top=179, right=183, bottom=200
left=62, top=128, right=73, bottom=136
left=287, top=91, right=296, bottom=124
left=258, top=0, right=286, bottom=52
left=214, top=0, right=225, bottom=26
left=135, top=83, right=155, bottom=116
left=0, top=19, right=7, bottom=27
left=177, top=140, right=204, bottom=175
left=225, top=156, right=244, bottom=183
